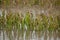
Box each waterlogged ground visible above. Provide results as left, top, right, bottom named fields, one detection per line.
left=0, top=30, right=60, bottom=40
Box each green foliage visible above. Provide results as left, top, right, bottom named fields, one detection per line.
left=33, top=0, right=39, bottom=5
left=6, top=13, right=13, bottom=31
left=54, top=0, right=60, bottom=6
left=57, top=15, right=60, bottom=31
left=0, top=11, right=59, bottom=31
left=0, top=0, right=2, bottom=5
left=21, top=17, right=25, bottom=30
left=25, top=12, right=30, bottom=26
left=1, top=0, right=60, bottom=8
left=5, top=0, right=10, bottom=6
left=48, top=15, right=59, bottom=31
left=24, top=12, right=31, bottom=30
left=0, top=11, right=6, bottom=30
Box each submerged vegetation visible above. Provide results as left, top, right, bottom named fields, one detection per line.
left=0, top=10, right=60, bottom=32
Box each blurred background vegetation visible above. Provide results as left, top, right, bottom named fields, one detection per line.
left=0, top=0, right=60, bottom=9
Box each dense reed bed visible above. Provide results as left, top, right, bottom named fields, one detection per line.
left=0, top=0, right=60, bottom=40
left=0, top=10, right=60, bottom=40
left=0, top=10, right=60, bottom=31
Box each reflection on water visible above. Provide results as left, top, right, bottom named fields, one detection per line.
left=0, top=30, right=60, bottom=40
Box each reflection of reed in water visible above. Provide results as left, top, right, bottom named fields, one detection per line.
left=57, top=31, right=60, bottom=40
left=0, top=30, right=60, bottom=40
left=53, top=31, right=57, bottom=40
left=48, top=31, right=52, bottom=40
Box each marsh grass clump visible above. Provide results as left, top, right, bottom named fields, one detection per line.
left=40, top=14, right=49, bottom=31
left=24, top=12, right=32, bottom=30
left=0, top=10, right=6, bottom=30
left=34, top=14, right=44, bottom=31
left=6, top=12, right=14, bottom=31
left=57, top=15, right=60, bottom=31
left=0, top=11, right=60, bottom=32
left=0, top=11, right=60, bottom=40
left=48, top=14, right=59, bottom=32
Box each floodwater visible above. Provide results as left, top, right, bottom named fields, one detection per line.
left=0, top=30, right=60, bottom=40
